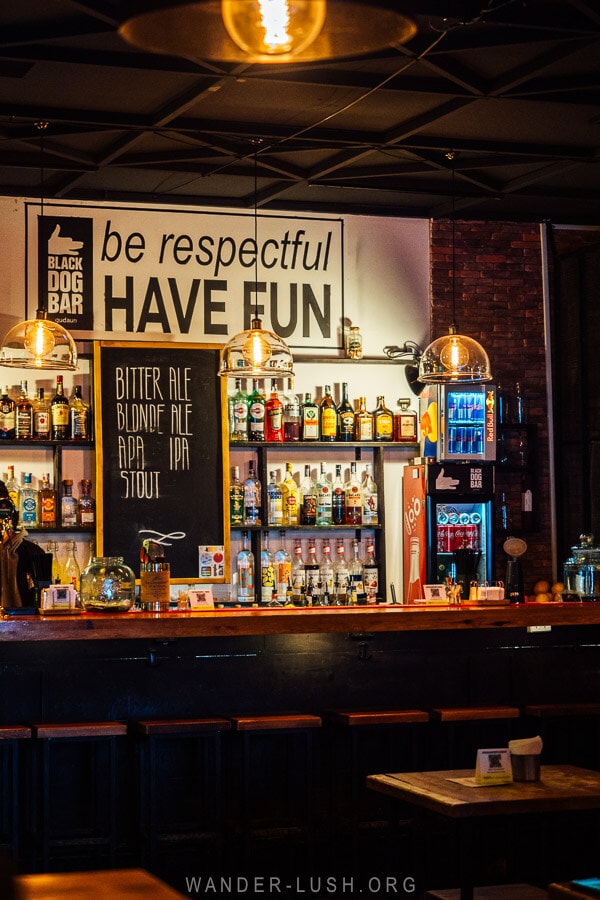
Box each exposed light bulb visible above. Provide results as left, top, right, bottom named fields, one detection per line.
left=23, top=319, right=56, bottom=366
left=439, top=334, right=469, bottom=370
left=242, top=321, right=273, bottom=368
left=221, top=0, right=326, bottom=59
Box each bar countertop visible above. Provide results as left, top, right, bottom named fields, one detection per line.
left=1, top=602, right=600, bottom=641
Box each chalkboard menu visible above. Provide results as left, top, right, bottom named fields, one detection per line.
left=94, top=341, right=228, bottom=581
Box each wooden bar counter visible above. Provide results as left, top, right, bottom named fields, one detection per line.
left=2, top=602, right=600, bottom=642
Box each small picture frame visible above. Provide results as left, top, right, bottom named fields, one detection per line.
left=423, top=584, right=446, bottom=602
left=188, top=589, right=215, bottom=610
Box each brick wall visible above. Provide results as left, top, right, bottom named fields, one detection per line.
left=430, top=220, right=553, bottom=591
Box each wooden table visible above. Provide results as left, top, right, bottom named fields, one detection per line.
left=14, top=868, right=186, bottom=898
left=367, top=765, right=600, bottom=900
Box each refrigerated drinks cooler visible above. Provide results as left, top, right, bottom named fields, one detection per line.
left=420, top=384, right=497, bottom=461
left=402, top=461, right=494, bottom=602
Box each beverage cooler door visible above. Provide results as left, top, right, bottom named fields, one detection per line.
left=425, top=461, right=495, bottom=592
left=427, top=497, right=493, bottom=590
left=440, top=385, right=497, bottom=462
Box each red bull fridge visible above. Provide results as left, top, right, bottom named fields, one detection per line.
left=403, top=461, right=494, bottom=600
left=419, top=384, right=497, bottom=462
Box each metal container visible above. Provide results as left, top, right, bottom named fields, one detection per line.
left=563, top=533, right=600, bottom=602
left=511, top=753, right=540, bottom=782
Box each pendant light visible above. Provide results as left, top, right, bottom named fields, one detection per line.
left=0, top=122, right=78, bottom=371
left=119, top=0, right=417, bottom=66
left=218, top=147, right=294, bottom=378
left=418, top=160, right=491, bottom=385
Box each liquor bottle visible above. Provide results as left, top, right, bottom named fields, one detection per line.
left=63, top=539, right=81, bottom=591
left=33, top=387, right=51, bottom=440
left=348, top=538, right=365, bottom=604
left=265, top=379, right=284, bottom=442
left=282, top=378, right=302, bottom=443
left=354, top=396, right=373, bottom=441
left=5, top=464, right=20, bottom=511
left=305, top=538, right=320, bottom=605
left=331, top=464, right=346, bottom=525
left=51, top=375, right=70, bottom=440
left=393, top=398, right=418, bottom=443
left=19, top=473, right=38, bottom=528
left=0, top=480, right=15, bottom=525
left=319, top=538, right=335, bottom=605
left=236, top=530, right=255, bottom=604
left=282, top=378, right=301, bottom=442
left=338, top=383, right=355, bottom=442
left=77, top=479, right=96, bottom=527
left=280, top=462, right=300, bottom=526
left=15, top=380, right=33, bottom=439
left=229, top=465, right=244, bottom=526
left=243, top=460, right=261, bottom=526
left=247, top=379, right=266, bottom=441
left=345, top=461, right=362, bottom=525
left=373, top=395, right=393, bottom=442
left=260, top=531, right=276, bottom=605
left=315, top=462, right=332, bottom=526
left=61, top=479, right=78, bottom=527
left=333, top=539, right=349, bottom=605
left=267, top=470, right=284, bottom=526
left=301, top=392, right=320, bottom=441
left=498, top=491, right=511, bottom=533
left=39, top=473, right=57, bottom=529
left=319, top=385, right=338, bottom=441
left=346, top=325, right=363, bottom=359
left=299, top=464, right=316, bottom=526
left=0, top=385, right=16, bottom=439
left=291, top=538, right=306, bottom=605
left=363, top=539, right=379, bottom=603
left=229, top=378, right=249, bottom=442
left=69, top=385, right=90, bottom=440
left=46, top=540, right=63, bottom=584
left=361, top=462, right=378, bottom=526
left=274, top=531, right=292, bottom=603
left=514, top=381, right=524, bottom=424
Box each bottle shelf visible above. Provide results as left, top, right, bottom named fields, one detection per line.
left=230, top=440, right=418, bottom=450
left=231, top=524, right=381, bottom=532
left=0, top=439, right=94, bottom=448
left=23, top=526, right=95, bottom=534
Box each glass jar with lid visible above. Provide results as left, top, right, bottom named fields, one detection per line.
left=80, top=556, right=136, bottom=611
left=563, top=534, right=600, bottom=601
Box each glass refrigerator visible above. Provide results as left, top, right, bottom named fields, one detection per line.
left=402, top=461, right=494, bottom=601
left=419, top=384, right=497, bottom=462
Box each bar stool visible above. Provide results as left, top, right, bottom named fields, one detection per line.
left=523, top=703, right=600, bottom=768
left=428, top=706, right=520, bottom=769
left=132, top=717, right=231, bottom=874
left=0, top=726, right=31, bottom=867
left=32, top=721, right=127, bottom=871
left=324, top=709, right=429, bottom=871
left=225, top=713, right=322, bottom=873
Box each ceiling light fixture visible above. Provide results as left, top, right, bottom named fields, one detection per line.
left=218, top=146, right=294, bottom=378
left=119, top=0, right=417, bottom=65
left=0, top=122, right=78, bottom=371
left=418, top=158, right=491, bottom=385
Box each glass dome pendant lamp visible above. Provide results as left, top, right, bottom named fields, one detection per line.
left=418, top=170, right=491, bottom=385
left=0, top=122, right=78, bottom=371
left=218, top=151, right=294, bottom=378
left=119, top=1, right=417, bottom=67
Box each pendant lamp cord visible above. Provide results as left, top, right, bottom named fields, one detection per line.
left=253, top=146, right=259, bottom=321
left=451, top=159, right=457, bottom=332
left=36, top=120, right=49, bottom=313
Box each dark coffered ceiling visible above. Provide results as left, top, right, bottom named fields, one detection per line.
left=1, top=1, right=599, bottom=223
